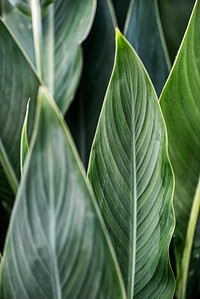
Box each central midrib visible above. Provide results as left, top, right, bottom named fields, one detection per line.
left=127, top=88, right=137, bottom=299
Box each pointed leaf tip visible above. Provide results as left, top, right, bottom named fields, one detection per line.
left=115, top=27, right=121, bottom=39
left=115, top=29, right=127, bottom=50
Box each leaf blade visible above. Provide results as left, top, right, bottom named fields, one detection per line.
left=160, top=1, right=200, bottom=297
left=0, top=86, right=127, bottom=299
left=0, top=19, right=40, bottom=206
left=88, top=30, right=175, bottom=298
left=2, top=0, right=97, bottom=113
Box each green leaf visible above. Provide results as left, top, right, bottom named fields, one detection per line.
left=160, top=1, right=200, bottom=298
left=8, top=0, right=54, bottom=16
left=88, top=30, right=175, bottom=299
left=0, top=86, right=126, bottom=299
left=0, top=19, right=40, bottom=207
left=2, top=0, right=96, bottom=113
left=67, top=0, right=115, bottom=167
left=158, top=0, right=195, bottom=63
left=124, top=0, right=170, bottom=95
left=20, top=99, right=30, bottom=174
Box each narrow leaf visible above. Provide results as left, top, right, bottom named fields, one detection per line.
left=124, top=0, right=170, bottom=95
left=20, top=99, right=30, bottom=174
left=160, top=1, right=200, bottom=298
left=0, top=19, right=40, bottom=206
left=67, top=0, right=115, bottom=167
left=0, top=86, right=126, bottom=299
left=88, top=30, right=175, bottom=299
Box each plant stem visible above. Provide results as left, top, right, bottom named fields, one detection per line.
left=0, top=139, right=18, bottom=196
left=178, top=178, right=200, bottom=299
left=31, top=0, right=43, bottom=78
left=46, top=4, right=54, bottom=96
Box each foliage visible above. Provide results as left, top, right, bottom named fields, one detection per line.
left=0, top=0, right=199, bottom=298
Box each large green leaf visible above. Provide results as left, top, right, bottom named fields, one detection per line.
left=0, top=86, right=126, bottom=299
left=124, top=0, right=170, bottom=95
left=158, top=0, right=195, bottom=63
left=88, top=30, right=175, bottom=299
left=0, top=19, right=40, bottom=207
left=160, top=1, right=200, bottom=298
left=2, top=0, right=96, bottom=113
left=66, top=0, right=115, bottom=167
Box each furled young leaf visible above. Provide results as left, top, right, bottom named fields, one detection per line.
left=0, top=19, right=40, bottom=207
left=8, top=0, right=53, bottom=16
left=66, top=0, right=115, bottom=168
left=88, top=30, right=175, bottom=299
left=2, top=0, right=96, bottom=113
left=0, top=86, right=126, bottom=299
left=160, top=1, right=200, bottom=298
left=20, top=99, right=30, bottom=174
left=158, top=0, right=195, bottom=63
left=124, top=0, right=170, bottom=95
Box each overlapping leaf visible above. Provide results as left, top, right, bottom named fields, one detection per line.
left=88, top=31, right=175, bottom=299
left=0, top=20, right=40, bottom=207
left=160, top=1, right=200, bottom=298
left=0, top=87, right=126, bottom=299
left=2, top=0, right=96, bottom=112
left=124, top=0, right=170, bottom=95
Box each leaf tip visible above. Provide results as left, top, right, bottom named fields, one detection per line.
left=115, top=28, right=127, bottom=50
left=115, top=27, right=122, bottom=40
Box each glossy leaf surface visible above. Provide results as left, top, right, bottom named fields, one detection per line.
left=67, top=0, right=115, bottom=167
left=124, top=0, right=170, bottom=95
left=0, top=87, right=126, bottom=299
left=0, top=20, right=40, bottom=207
left=88, top=31, right=175, bottom=299
left=2, top=0, right=96, bottom=113
left=160, top=1, right=200, bottom=298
